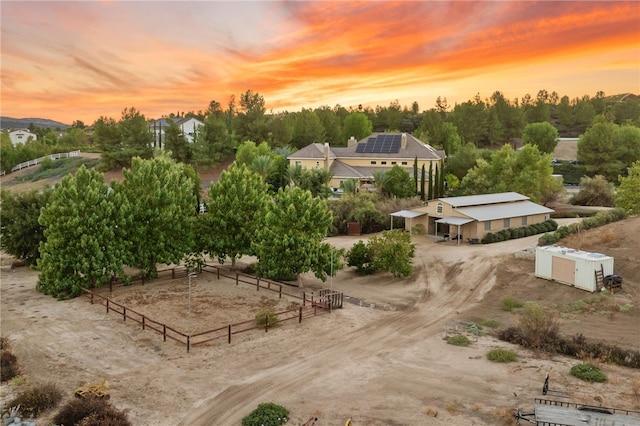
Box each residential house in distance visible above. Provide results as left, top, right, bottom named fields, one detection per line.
left=287, top=133, right=445, bottom=194
left=393, top=192, right=554, bottom=243
left=8, top=129, right=38, bottom=146
left=149, top=117, right=204, bottom=149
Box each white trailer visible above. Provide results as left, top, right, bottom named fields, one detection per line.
left=535, top=246, right=614, bottom=292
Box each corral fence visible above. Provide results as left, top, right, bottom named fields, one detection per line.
left=9, top=150, right=81, bottom=173
left=444, top=320, right=481, bottom=342
left=81, top=264, right=343, bottom=352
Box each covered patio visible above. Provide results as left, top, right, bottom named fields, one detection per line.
left=390, top=210, right=427, bottom=232
left=435, top=217, right=474, bottom=245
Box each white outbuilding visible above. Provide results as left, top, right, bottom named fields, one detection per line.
left=535, top=246, right=614, bottom=292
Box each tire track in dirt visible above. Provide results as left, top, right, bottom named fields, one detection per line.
left=179, top=252, right=501, bottom=425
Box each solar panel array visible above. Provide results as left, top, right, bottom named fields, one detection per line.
left=355, top=134, right=402, bottom=153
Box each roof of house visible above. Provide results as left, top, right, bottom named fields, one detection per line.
left=328, top=160, right=423, bottom=180
left=288, top=133, right=445, bottom=161
left=436, top=192, right=529, bottom=207
left=456, top=200, right=554, bottom=221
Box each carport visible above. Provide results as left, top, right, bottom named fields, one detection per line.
left=390, top=210, right=427, bottom=232
left=435, top=217, right=474, bottom=245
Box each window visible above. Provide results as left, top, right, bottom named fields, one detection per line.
left=295, top=161, right=302, bottom=166
left=401, top=161, right=408, bottom=165
left=545, top=215, right=550, bottom=221
left=381, top=161, right=387, bottom=165
left=484, top=221, right=491, bottom=231
left=370, top=161, right=377, bottom=165
left=521, top=217, right=527, bottom=226
left=316, top=161, right=320, bottom=167
left=436, top=202, right=443, bottom=214
left=503, top=218, right=510, bottom=228
left=391, top=161, right=397, bottom=165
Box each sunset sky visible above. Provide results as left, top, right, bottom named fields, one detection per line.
left=1, top=1, right=639, bottom=125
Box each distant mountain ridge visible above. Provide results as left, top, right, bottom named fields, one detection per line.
left=0, top=116, right=70, bottom=130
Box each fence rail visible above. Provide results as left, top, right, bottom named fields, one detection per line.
left=10, top=150, right=81, bottom=173
left=80, top=264, right=338, bottom=352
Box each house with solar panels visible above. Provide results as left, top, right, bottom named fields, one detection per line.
left=287, top=133, right=445, bottom=194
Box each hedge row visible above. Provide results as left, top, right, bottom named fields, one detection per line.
left=482, top=220, right=558, bottom=244
left=538, top=208, right=628, bottom=246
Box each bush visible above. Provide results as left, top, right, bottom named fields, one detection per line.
left=54, top=396, right=132, bottom=426
left=346, top=240, right=374, bottom=275
left=480, top=319, right=499, bottom=328
left=255, top=310, right=278, bottom=327
left=40, top=156, right=55, bottom=170
left=242, top=402, right=289, bottom=426
left=570, top=363, right=607, bottom=383
left=7, top=382, right=63, bottom=417
left=517, top=303, right=559, bottom=351
left=501, top=296, right=523, bottom=312
left=1, top=349, right=20, bottom=381
left=447, top=334, right=471, bottom=346
left=487, top=348, right=518, bottom=363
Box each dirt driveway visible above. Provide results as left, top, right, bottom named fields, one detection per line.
left=1, top=217, right=639, bottom=425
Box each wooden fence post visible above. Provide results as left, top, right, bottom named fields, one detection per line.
left=279, top=286, right=282, bottom=299
left=217, top=267, right=219, bottom=280
left=228, top=325, right=231, bottom=344
left=106, top=299, right=109, bottom=313
left=123, top=307, right=126, bottom=321
left=163, top=325, right=167, bottom=342
left=235, top=273, right=239, bottom=286
left=303, top=292, right=306, bottom=306
left=265, top=314, right=269, bottom=332
left=187, top=336, right=190, bottom=353
left=172, top=268, right=175, bottom=279
left=142, top=316, right=145, bottom=330
left=256, top=278, right=259, bottom=291
left=90, top=292, right=94, bottom=305
left=299, top=307, right=302, bottom=323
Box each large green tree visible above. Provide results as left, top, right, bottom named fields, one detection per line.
left=342, top=112, right=373, bottom=141
left=203, top=163, right=269, bottom=268
left=193, top=113, right=233, bottom=164
left=164, top=118, right=193, bottom=163
left=0, top=188, right=52, bottom=265
left=615, top=160, right=640, bottom=214
left=93, top=107, right=153, bottom=170
left=291, top=109, right=326, bottom=149
left=578, top=118, right=640, bottom=182
left=368, top=229, right=415, bottom=278
left=37, top=166, right=126, bottom=298
left=384, top=165, right=415, bottom=198
left=460, top=144, right=561, bottom=203
left=570, top=175, right=615, bottom=207
left=252, top=186, right=333, bottom=282
left=522, top=122, right=559, bottom=154
left=114, top=156, right=197, bottom=277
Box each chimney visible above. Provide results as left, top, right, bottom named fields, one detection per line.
left=401, top=133, right=407, bottom=149
left=348, top=136, right=357, bottom=147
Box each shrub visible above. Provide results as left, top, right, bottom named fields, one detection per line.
left=487, top=348, right=518, bottom=363
left=570, top=363, right=607, bottom=383
left=517, top=303, right=559, bottom=351
left=480, top=319, right=499, bottom=328
left=7, top=382, right=63, bottom=417
left=54, top=396, right=132, bottom=426
left=447, top=335, right=471, bottom=346
left=40, top=156, right=55, bottom=170
left=346, top=240, right=374, bottom=275
left=1, top=349, right=20, bottom=381
left=255, top=310, right=278, bottom=327
left=501, top=296, right=523, bottom=312
left=242, top=402, right=289, bottom=426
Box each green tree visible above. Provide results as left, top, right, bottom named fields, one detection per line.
left=291, top=109, right=326, bottom=149
left=460, top=144, right=560, bottom=203
left=369, top=230, right=415, bottom=278
left=342, top=112, right=373, bottom=141
left=615, top=160, right=640, bottom=214
left=268, top=113, right=294, bottom=147
left=522, top=122, right=559, bottom=154
left=203, top=163, right=269, bottom=268
left=315, top=106, right=342, bottom=146
left=235, top=90, right=269, bottom=143
left=252, top=186, right=333, bottom=282
left=570, top=175, right=615, bottom=207
left=577, top=118, right=640, bottom=182
left=288, top=166, right=333, bottom=198
left=0, top=188, right=52, bottom=264
left=164, top=118, right=193, bottom=163
left=93, top=107, right=153, bottom=170
left=449, top=95, right=489, bottom=147
left=236, top=141, right=273, bottom=166
left=193, top=113, right=233, bottom=164
left=115, top=156, right=197, bottom=277
left=384, top=164, right=415, bottom=198
left=37, top=166, right=126, bottom=298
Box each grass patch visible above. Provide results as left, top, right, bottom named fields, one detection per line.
left=479, top=319, right=499, bottom=328
left=487, top=348, right=517, bottom=363
left=447, top=334, right=471, bottom=347
left=255, top=309, right=279, bottom=327
left=7, top=382, right=63, bottom=417
left=570, top=363, right=607, bottom=383
left=501, top=295, right=523, bottom=312
left=16, top=157, right=99, bottom=182
left=54, top=396, right=131, bottom=426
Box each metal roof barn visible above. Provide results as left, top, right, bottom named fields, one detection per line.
left=535, top=246, right=614, bottom=292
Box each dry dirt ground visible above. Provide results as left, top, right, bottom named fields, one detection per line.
left=1, top=216, right=639, bottom=426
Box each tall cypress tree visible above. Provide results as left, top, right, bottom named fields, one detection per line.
left=420, top=164, right=426, bottom=201
left=434, top=164, right=439, bottom=199
left=427, top=162, right=433, bottom=200
left=439, top=163, right=446, bottom=197
left=413, top=157, right=418, bottom=194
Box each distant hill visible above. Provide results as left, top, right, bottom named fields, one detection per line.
left=0, top=117, right=70, bottom=130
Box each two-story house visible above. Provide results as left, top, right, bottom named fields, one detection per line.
left=149, top=117, right=204, bottom=148
left=287, top=133, right=445, bottom=193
